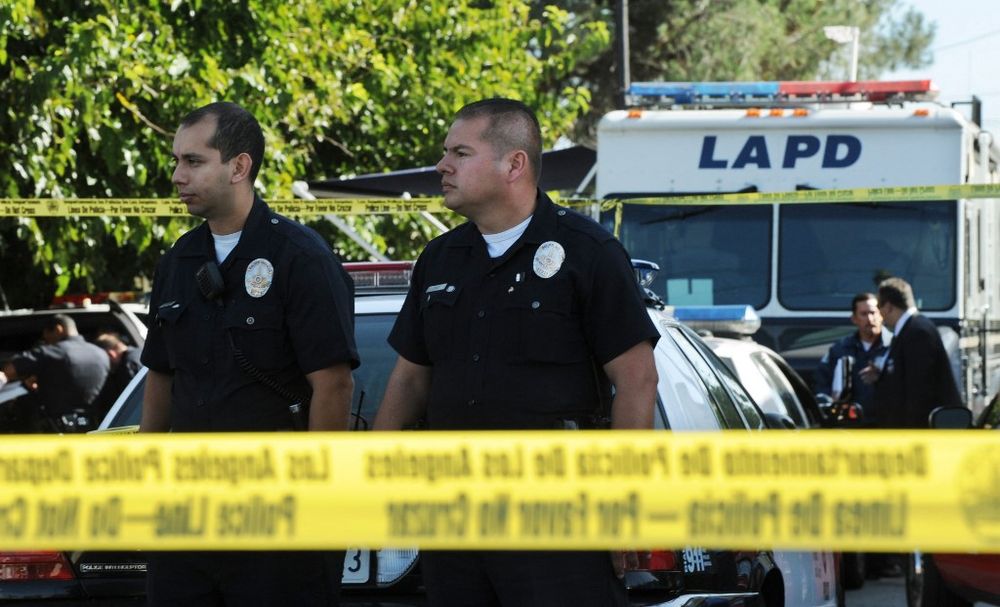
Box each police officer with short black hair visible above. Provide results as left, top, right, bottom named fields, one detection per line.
left=140, top=101, right=358, bottom=606
left=374, top=98, right=660, bottom=607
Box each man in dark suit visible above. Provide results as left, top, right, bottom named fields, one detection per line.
left=868, top=277, right=962, bottom=428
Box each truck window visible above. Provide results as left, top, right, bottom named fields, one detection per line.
left=603, top=204, right=771, bottom=308
left=778, top=201, right=957, bottom=310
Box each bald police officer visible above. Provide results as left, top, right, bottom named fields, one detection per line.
left=140, top=102, right=358, bottom=606
left=374, top=98, right=659, bottom=606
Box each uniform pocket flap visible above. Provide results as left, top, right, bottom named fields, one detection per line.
left=224, top=302, right=283, bottom=330
left=503, top=287, right=572, bottom=314
left=155, top=300, right=187, bottom=324
left=421, top=285, right=462, bottom=309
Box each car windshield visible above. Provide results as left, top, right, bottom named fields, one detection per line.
left=105, top=313, right=400, bottom=429
left=603, top=205, right=771, bottom=308
left=779, top=201, right=956, bottom=310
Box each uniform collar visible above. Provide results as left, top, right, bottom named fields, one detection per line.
left=176, top=195, right=270, bottom=260
left=226, top=195, right=271, bottom=263
left=447, top=189, right=559, bottom=250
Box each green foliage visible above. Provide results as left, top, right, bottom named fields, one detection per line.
left=0, top=0, right=607, bottom=307
left=537, top=0, right=936, bottom=141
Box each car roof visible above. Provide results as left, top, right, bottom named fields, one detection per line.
left=355, top=293, right=406, bottom=314
left=701, top=335, right=777, bottom=358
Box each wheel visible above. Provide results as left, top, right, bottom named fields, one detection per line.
left=906, top=551, right=972, bottom=607
left=841, top=552, right=865, bottom=590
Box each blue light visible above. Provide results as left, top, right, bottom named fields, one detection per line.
left=672, top=305, right=759, bottom=322
left=693, top=82, right=779, bottom=98
left=630, top=81, right=780, bottom=102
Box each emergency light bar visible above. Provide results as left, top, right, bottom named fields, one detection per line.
left=343, top=261, right=413, bottom=290
left=629, top=80, right=937, bottom=106
left=669, top=305, right=761, bottom=337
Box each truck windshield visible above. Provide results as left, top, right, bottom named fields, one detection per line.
left=604, top=205, right=772, bottom=308
left=778, top=201, right=956, bottom=310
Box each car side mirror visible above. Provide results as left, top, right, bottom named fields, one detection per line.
left=763, top=411, right=797, bottom=430
left=929, top=406, right=972, bottom=429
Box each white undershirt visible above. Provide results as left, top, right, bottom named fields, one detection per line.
left=894, top=307, right=917, bottom=335
left=482, top=216, right=532, bottom=258
left=213, top=231, right=242, bottom=263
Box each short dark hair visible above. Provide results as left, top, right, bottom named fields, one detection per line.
left=851, top=292, right=876, bottom=314
left=42, top=313, right=77, bottom=335
left=454, top=98, right=542, bottom=184
left=179, top=102, right=265, bottom=182
left=94, top=333, right=125, bottom=351
left=877, top=277, right=916, bottom=310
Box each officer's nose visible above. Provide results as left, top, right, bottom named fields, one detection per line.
left=436, top=156, right=451, bottom=175
left=172, top=164, right=185, bottom=186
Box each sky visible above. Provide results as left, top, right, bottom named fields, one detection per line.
left=883, top=0, right=1000, bottom=133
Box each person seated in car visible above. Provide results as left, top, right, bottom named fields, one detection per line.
left=93, top=332, right=143, bottom=416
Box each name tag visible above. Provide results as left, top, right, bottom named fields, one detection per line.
left=426, top=283, right=448, bottom=293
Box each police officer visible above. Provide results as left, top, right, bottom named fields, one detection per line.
left=0, top=314, right=110, bottom=432
left=374, top=98, right=660, bottom=607
left=814, top=292, right=890, bottom=425
left=93, top=332, right=143, bottom=415
left=140, top=102, right=358, bottom=606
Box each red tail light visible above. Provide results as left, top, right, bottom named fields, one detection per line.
left=631, top=550, right=679, bottom=572
left=0, top=551, right=75, bottom=581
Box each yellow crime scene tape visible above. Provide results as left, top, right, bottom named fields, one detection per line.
left=599, top=182, right=1000, bottom=210
left=2, top=183, right=999, bottom=218
left=0, top=198, right=449, bottom=217
left=1, top=430, right=998, bottom=553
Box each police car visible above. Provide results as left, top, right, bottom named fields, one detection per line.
left=674, top=305, right=859, bottom=596
left=1, top=263, right=842, bottom=605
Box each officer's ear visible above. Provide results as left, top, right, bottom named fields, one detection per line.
left=503, top=149, right=530, bottom=184
left=230, top=152, right=253, bottom=185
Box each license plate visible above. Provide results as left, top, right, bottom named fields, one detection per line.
left=342, top=548, right=370, bottom=583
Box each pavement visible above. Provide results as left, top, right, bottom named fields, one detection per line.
left=846, top=576, right=992, bottom=606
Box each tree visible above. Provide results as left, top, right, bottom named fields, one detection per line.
left=534, top=0, right=935, bottom=142
left=0, top=0, right=608, bottom=308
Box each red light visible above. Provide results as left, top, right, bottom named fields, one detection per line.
left=0, top=551, right=75, bottom=581
left=343, top=261, right=414, bottom=289
left=779, top=80, right=934, bottom=101
left=630, top=550, right=678, bottom=572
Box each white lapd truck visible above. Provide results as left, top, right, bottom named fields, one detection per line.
left=596, top=80, right=1000, bottom=413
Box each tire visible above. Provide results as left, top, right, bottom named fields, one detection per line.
left=906, top=551, right=972, bottom=607
left=841, top=552, right=866, bottom=590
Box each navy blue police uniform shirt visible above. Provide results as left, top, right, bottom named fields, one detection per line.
left=12, top=335, right=110, bottom=417
left=141, top=196, right=359, bottom=432
left=389, top=191, right=660, bottom=430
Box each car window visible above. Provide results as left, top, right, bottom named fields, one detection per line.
left=654, top=328, right=724, bottom=431
left=686, top=335, right=766, bottom=430
left=349, top=314, right=398, bottom=430
left=750, top=352, right=807, bottom=427
left=719, top=349, right=798, bottom=422
left=106, top=313, right=402, bottom=431
left=108, top=371, right=146, bottom=427
left=667, top=327, right=746, bottom=429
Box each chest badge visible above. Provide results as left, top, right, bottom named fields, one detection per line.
left=245, top=258, right=274, bottom=298
left=533, top=241, right=565, bottom=279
